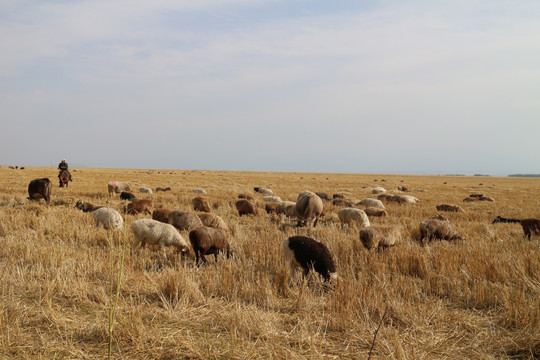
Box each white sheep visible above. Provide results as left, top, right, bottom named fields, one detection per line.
left=93, top=207, right=124, bottom=230
left=359, top=226, right=402, bottom=250
left=392, top=194, right=419, bottom=204
left=277, top=201, right=297, bottom=218
left=263, top=196, right=282, bottom=203
left=337, top=208, right=370, bottom=228
left=356, top=198, right=386, bottom=209
left=192, top=188, right=207, bottom=194
left=371, top=186, right=387, bottom=195
left=139, top=187, right=153, bottom=194
left=131, top=219, right=190, bottom=258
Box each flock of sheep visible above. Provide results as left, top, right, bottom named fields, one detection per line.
left=30, top=178, right=540, bottom=284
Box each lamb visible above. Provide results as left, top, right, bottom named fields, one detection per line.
left=296, top=191, right=324, bottom=227
left=235, top=199, right=259, bottom=216
left=192, top=196, right=211, bottom=213
left=152, top=208, right=171, bottom=223
left=197, top=213, right=229, bottom=231
left=337, top=208, right=370, bottom=228
left=356, top=198, right=386, bottom=209
left=126, top=199, right=152, bottom=215
left=282, top=236, right=337, bottom=282
left=277, top=201, right=297, bottom=218
left=93, top=207, right=124, bottom=230
left=74, top=200, right=104, bottom=212
left=139, top=187, right=153, bottom=194
left=436, top=204, right=465, bottom=213
left=492, top=216, right=540, bottom=239
left=254, top=187, right=273, bottom=194
left=392, top=195, right=419, bottom=204
left=188, top=226, right=230, bottom=265
left=363, top=207, right=388, bottom=217
left=168, top=210, right=203, bottom=231
left=131, top=219, right=189, bottom=258
left=120, top=191, right=136, bottom=201
left=263, top=196, right=282, bottom=203
left=108, top=181, right=131, bottom=196
left=156, top=186, right=172, bottom=192
left=359, top=226, right=401, bottom=250
left=419, top=219, right=465, bottom=242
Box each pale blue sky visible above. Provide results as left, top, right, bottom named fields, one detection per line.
left=1, top=1, right=539, bottom=175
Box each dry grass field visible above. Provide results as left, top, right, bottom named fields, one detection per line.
left=0, top=166, right=539, bottom=359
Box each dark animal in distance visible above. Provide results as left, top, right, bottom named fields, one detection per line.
left=28, top=178, right=52, bottom=204
left=155, top=186, right=171, bottom=192
left=282, top=236, right=337, bottom=282
left=120, top=191, right=136, bottom=201
left=492, top=216, right=540, bottom=239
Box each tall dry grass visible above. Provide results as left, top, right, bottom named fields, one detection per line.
left=0, top=166, right=539, bottom=359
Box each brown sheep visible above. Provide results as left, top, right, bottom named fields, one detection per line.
left=189, top=226, right=230, bottom=265
left=296, top=191, right=324, bottom=227
left=520, top=219, right=540, bottom=239
left=332, top=198, right=355, bottom=207
left=74, top=200, right=104, bottom=212
left=197, top=213, right=229, bottom=231
left=360, top=226, right=401, bottom=250
left=238, top=193, right=255, bottom=201
left=364, top=207, right=388, bottom=217
left=155, top=186, right=171, bottom=192
left=152, top=208, right=171, bottom=223
left=235, top=199, right=259, bottom=216
left=377, top=193, right=395, bottom=202
left=436, top=204, right=465, bottom=213
left=168, top=210, right=203, bottom=231
left=419, top=219, right=465, bottom=242
left=126, top=199, right=152, bottom=215
left=192, top=196, right=211, bottom=213
left=265, top=202, right=279, bottom=214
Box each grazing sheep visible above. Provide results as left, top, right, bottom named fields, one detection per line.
left=108, top=181, right=131, bottom=196
left=265, top=202, right=279, bottom=214
left=282, top=236, right=337, bottom=282
left=332, top=198, right=355, bottom=207
left=238, top=193, right=254, bottom=201
left=337, top=208, right=370, bottom=228
left=491, top=216, right=520, bottom=224
left=120, top=191, right=136, bottom=201
left=139, top=187, right=153, bottom=194
left=377, top=194, right=395, bottom=202
left=74, top=200, right=104, bottom=213
left=197, top=213, right=229, bottom=231
left=432, top=214, right=449, bottom=221
left=189, top=226, right=230, bottom=265
left=364, top=207, right=388, bottom=217
left=126, top=199, right=152, bottom=215
left=397, top=185, right=408, bottom=192
left=419, top=219, right=465, bottom=242
left=152, top=208, right=171, bottom=223
left=277, top=201, right=297, bottom=218
left=93, top=207, right=124, bottom=230
left=263, top=196, right=282, bottom=203
left=315, top=192, right=332, bottom=201
left=371, top=186, right=387, bottom=195
left=168, top=210, right=203, bottom=231
left=392, top=195, right=419, bottom=204
left=463, top=197, right=476, bottom=202
left=463, top=194, right=495, bottom=202
left=192, top=196, right=211, bottom=213
left=192, top=188, right=207, bottom=194
left=479, top=196, right=495, bottom=202
left=492, top=216, right=540, bottom=239
left=235, top=199, right=259, bottom=216
left=357, top=198, right=386, bottom=209
left=333, top=193, right=347, bottom=199
left=359, top=226, right=401, bottom=250
left=436, top=204, right=465, bottom=213
left=131, top=219, right=189, bottom=258
left=28, top=178, right=52, bottom=204
left=296, top=191, right=324, bottom=227
left=155, top=186, right=171, bottom=192
left=254, top=187, right=273, bottom=194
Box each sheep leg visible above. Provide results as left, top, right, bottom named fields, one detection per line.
left=313, top=216, right=319, bottom=227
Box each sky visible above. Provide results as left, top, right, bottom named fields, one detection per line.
left=1, top=0, right=539, bottom=176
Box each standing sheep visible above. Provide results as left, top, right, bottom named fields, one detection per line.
left=492, top=216, right=540, bottom=239
left=126, top=199, right=153, bottom=215
left=168, top=210, right=203, bottom=231
left=93, top=207, right=124, bottom=230
left=235, top=199, right=259, bottom=216
left=419, top=219, right=465, bottom=242
left=152, top=208, right=171, bottom=223
left=357, top=198, right=386, bottom=209
left=189, top=226, right=230, bottom=265
left=108, top=181, right=131, bottom=196
left=359, top=226, right=401, bottom=250
left=296, top=191, right=324, bottom=227
left=364, top=207, right=388, bottom=217
left=282, top=236, right=337, bottom=282
left=277, top=201, right=297, bottom=218
left=337, top=208, right=370, bottom=228
left=139, top=187, right=153, bottom=194
left=131, top=219, right=189, bottom=258
left=197, top=213, right=229, bottom=231
left=192, top=196, right=211, bottom=213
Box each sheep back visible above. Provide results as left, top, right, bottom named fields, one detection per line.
left=93, top=207, right=124, bottom=230
left=282, top=236, right=337, bottom=282
left=337, top=208, right=370, bottom=228
left=168, top=210, right=203, bottom=231
left=419, top=219, right=464, bottom=241
left=192, top=196, right=211, bottom=213
left=188, top=226, right=230, bottom=265
left=359, top=226, right=401, bottom=250
left=131, top=219, right=189, bottom=253
left=295, top=191, right=323, bottom=227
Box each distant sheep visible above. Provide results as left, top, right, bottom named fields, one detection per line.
left=357, top=198, right=386, bottom=209
left=93, top=207, right=124, bottom=230
left=296, top=191, right=324, bottom=227
left=139, top=187, right=153, bottom=194
left=392, top=195, right=419, bottom=204
left=337, top=208, right=370, bottom=228
left=419, top=219, right=465, bottom=242
left=397, top=185, right=408, bottom=192
left=371, top=187, right=386, bottom=195
left=282, top=236, right=337, bottom=282
left=254, top=187, right=273, bottom=195
left=197, top=213, right=229, bottom=231
left=168, top=210, right=203, bottom=231
left=235, top=199, right=259, bottom=216
left=152, top=208, right=171, bottom=223
left=377, top=194, right=395, bottom=202
left=277, top=201, right=297, bottom=218
left=126, top=199, right=152, bottom=215
left=463, top=194, right=495, bottom=202
left=364, top=207, right=388, bottom=217
left=74, top=200, right=104, bottom=213
left=192, top=196, right=211, bottom=213
left=332, top=194, right=347, bottom=199
left=265, top=202, right=279, bottom=214
left=315, top=192, right=332, bottom=201
left=192, top=188, right=207, bottom=194
left=238, top=193, right=254, bottom=201
left=263, top=196, right=282, bottom=203
left=108, top=181, right=131, bottom=196
left=332, top=198, right=355, bottom=207
left=131, top=219, right=189, bottom=257
left=492, top=216, right=540, bottom=239
left=436, top=204, right=465, bottom=213
left=189, top=226, right=230, bottom=265
left=156, top=186, right=172, bottom=192
left=120, top=191, right=136, bottom=201
left=359, top=226, right=401, bottom=250
left=491, top=216, right=520, bottom=224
